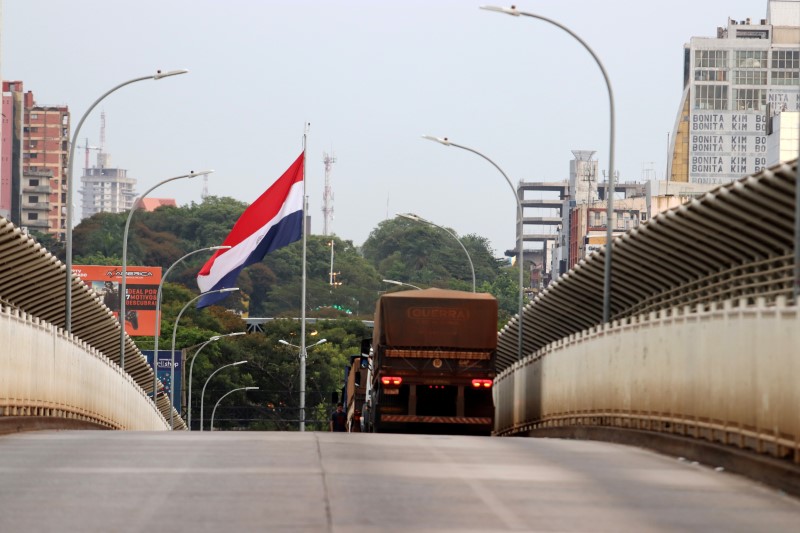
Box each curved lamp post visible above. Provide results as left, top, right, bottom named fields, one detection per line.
left=481, top=5, right=616, bottom=323
left=152, top=245, right=231, bottom=403
left=399, top=213, right=476, bottom=292
left=169, top=287, right=239, bottom=429
left=210, top=386, right=259, bottom=431
left=382, top=279, right=423, bottom=291
left=422, top=135, right=524, bottom=361
left=279, top=337, right=327, bottom=431
left=187, top=331, right=246, bottom=430
left=65, top=69, right=188, bottom=332
left=199, top=360, right=247, bottom=432
left=120, top=169, right=214, bottom=372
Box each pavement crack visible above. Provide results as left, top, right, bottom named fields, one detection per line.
left=315, top=433, right=334, bottom=533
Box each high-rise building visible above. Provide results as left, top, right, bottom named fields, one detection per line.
left=669, top=0, right=800, bottom=186
left=79, top=114, right=137, bottom=220
left=80, top=162, right=137, bottom=219
left=19, top=89, right=71, bottom=240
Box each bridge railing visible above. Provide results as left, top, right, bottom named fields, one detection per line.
left=494, top=297, right=799, bottom=463
left=0, top=304, right=169, bottom=430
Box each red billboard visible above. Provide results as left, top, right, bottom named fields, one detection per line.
left=73, top=265, right=162, bottom=337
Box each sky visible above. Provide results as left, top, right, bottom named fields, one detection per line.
left=2, top=0, right=767, bottom=257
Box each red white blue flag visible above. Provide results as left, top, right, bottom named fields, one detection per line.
left=196, top=153, right=304, bottom=308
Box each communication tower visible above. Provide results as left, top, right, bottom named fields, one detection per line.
left=322, top=152, right=336, bottom=235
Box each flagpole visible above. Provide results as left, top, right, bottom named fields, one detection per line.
left=300, top=124, right=309, bottom=432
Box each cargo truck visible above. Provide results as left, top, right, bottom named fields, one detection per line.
left=365, top=288, right=497, bottom=435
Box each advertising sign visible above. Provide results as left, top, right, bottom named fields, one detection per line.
left=142, top=349, right=182, bottom=411
left=73, top=265, right=162, bottom=336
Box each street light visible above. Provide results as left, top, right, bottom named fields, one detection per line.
left=152, top=245, right=232, bottom=404
left=422, top=135, right=525, bottom=361
left=169, top=287, right=239, bottom=429
left=382, top=279, right=423, bottom=291
left=65, top=69, right=188, bottom=332
left=186, top=332, right=246, bottom=430
left=398, top=213, right=476, bottom=292
left=279, top=337, right=327, bottom=431
left=480, top=5, right=617, bottom=323
left=199, top=360, right=247, bottom=432
left=210, top=386, right=259, bottom=431
left=120, top=170, right=214, bottom=372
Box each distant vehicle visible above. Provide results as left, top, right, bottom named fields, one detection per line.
left=342, top=351, right=370, bottom=432
left=365, top=288, right=497, bottom=435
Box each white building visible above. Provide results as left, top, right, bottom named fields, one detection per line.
left=670, top=0, right=800, bottom=186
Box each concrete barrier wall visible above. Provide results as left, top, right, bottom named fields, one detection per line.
left=495, top=298, right=799, bottom=462
left=0, top=305, right=169, bottom=430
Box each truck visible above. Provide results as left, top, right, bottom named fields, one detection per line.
left=365, top=288, right=498, bottom=435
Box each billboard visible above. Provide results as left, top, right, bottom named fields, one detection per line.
left=73, top=265, right=162, bottom=336
left=142, top=350, right=182, bottom=411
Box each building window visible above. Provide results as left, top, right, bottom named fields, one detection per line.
left=735, top=50, right=767, bottom=68
left=771, top=50, right=799, bottom=69
left=29, top=179, right=39, bottom=186
left=694, top=85, right=728, bottom=110
left=29, top=195, right=38, bottom=203
left=771, top=70, right=799, bottom=86
left=771, top=50, right=799, bottom=86
left=734, top=70, right=767, bottom=85
left=695, top=69, right=727, bottom=82
left=695, top=50, right=727, bottom=68
left=30, top=113, right=38, bottom=120
left=734, top=88, right=766, bottom=111
left=27, top=212, right=38, bottom=221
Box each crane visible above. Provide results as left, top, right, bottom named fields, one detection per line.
left=76, top=137, right=101, bottom=173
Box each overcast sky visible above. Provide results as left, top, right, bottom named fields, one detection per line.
left=2, top=0, right=765, bottom=256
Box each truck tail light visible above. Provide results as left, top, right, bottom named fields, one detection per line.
left=381, top=376, right=402, bottom=386
left=471, top=379, right=492, bottom=388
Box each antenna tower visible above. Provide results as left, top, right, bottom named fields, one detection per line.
left=322, top=151, right=336, bottom=235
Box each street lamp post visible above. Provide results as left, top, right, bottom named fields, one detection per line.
left=120, top=170, right=214, bottom=372
left=382, top=279, right=423, bottom=291
left=422, top=136, right=525, bottom=361
left=187, top=332, right=246, bottom=430
left=199, top=360, right=247, bottom=431
left=399, top=213, right=476, bottom=292
left=152, top=245, right=231, bottom=404
left=279, top=338, right=327, bottom=431
left=481, top=5, right=616, bottom=323
left=169, top=287, right=239, bottom=429
left=65, top=69, right=188, bottom=333
left=210, top=386, right=259, bottom=431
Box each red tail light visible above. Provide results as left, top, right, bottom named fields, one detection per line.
left=381, top=376, right=402, bottom=386
left=472, top=379, right=492, bottom=388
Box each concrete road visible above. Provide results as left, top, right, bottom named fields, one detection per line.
left=0, top=431, right=798, bottom=532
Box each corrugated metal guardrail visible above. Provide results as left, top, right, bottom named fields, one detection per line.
left=494, top=297, right=799, bottom=464
left=0, top=217, right=186, bottom=430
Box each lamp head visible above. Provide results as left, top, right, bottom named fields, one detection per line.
left=421, top=134, right=451, bottom=146
left=398, top=213, right=422, bottom=222
left=314, top=339, right=328, bottom=347
left=219, top=287, right=239, bottom=294
left=188, top=169, right=215, bottom=179
left=153, top=69, right=189, bottom=80
left=233, top=360, right=247, bottom=366
left=245, top=387, right=259, bottom=391
left=479, top=5, right=520, bottom=16
left=210, top=245, right=232, bottom=251
left=228, top=332, right=246, bottom=338
left=278, top=339, right=291, bottom=346
left=209, top=335, right=222, bottom=342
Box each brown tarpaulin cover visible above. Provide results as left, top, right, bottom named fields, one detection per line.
left=373, top=288, right=498, bottom=351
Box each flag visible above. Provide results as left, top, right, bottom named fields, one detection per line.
left=196, top=153, right=304, bottom=308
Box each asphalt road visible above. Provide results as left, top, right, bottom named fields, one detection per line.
left=0, top=431, right=798, bottom=532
